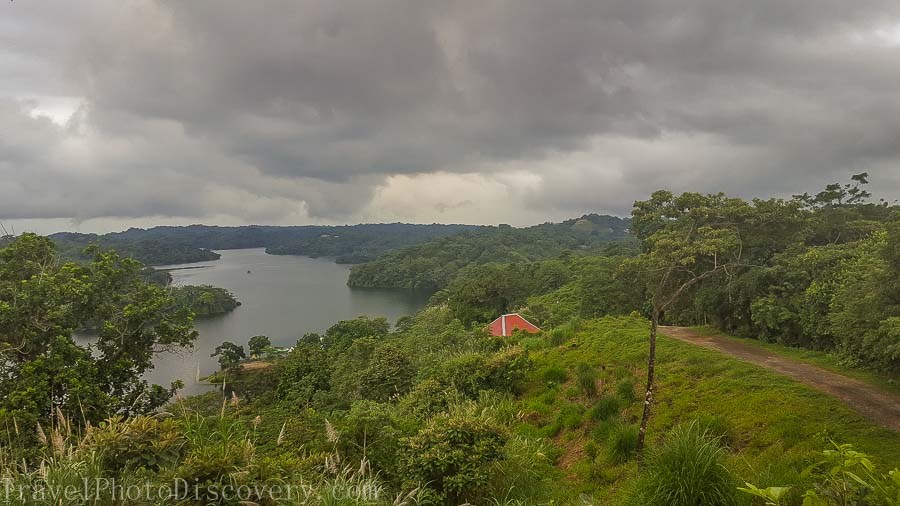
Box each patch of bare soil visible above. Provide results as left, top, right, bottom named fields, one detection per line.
left=240, top=360, right=273, bottom=371
left=659, top=326, right=900, bottom=431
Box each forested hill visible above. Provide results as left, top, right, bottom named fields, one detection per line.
left=51, top=232, right=221, bottom=266
left=264, top=223, right=486, bottom=263
left=347, top=213, right=635, bottom=291
left=48, top=223, right=484, bottom=265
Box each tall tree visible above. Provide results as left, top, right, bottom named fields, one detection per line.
left=212, top=341, right=246, bottom=371
left=630, top=192, right=757, bottom=455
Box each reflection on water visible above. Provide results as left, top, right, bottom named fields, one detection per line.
left=146, top=248, right=427, bottom=395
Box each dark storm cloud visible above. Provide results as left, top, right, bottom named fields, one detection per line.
left=1, top=0, right=899, bottom=230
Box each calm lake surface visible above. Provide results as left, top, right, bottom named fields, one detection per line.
left=148, top=248, right=426, bottom=395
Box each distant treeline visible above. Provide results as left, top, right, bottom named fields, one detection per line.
left=52, top=234, right=221, bottom=266
left=265, top=223, right=486, bottom=263
left=48, top=223, right=485, bottom=265
left=347, top=214, right=636, bottom=291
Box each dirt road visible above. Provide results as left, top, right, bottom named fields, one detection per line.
left=659, top=326, right=900, bottom=431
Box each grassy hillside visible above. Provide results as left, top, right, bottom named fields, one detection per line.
left=511, top=316, right=900, bottom=503
left=184, top=314, right=899, bottom=504
left=3, top=307, right=896, bottom=504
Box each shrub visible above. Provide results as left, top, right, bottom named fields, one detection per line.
left=606, top=423, right=639, bottom=464
left=740, top=442, right=900, bottom=506
left=576, top=363, right=598, bottom=398
left=401, top=411, right=507, bottom=504
left=90, top=416, right=185, bottom=472
left=440, top=346, right=530, bottom=398
left=634, top=422, right=736, bottom=506
left=398, top=378, right=466, bottom=420
left=589, top=395, right=621, bottom=422
left=541, top=366, right=568, bottom=384
left=358, top=343, right=415, bottom=402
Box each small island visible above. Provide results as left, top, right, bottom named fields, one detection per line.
left=170, top=284, right=241, bottom=317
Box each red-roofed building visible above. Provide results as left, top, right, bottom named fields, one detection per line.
left=488, top=313, right=541, bottom=337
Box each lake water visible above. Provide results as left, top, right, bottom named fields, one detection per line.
left=148, top=248, right=426, bottom=395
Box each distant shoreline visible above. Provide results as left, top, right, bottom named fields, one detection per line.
left=156, top=265, right=212, bottom=272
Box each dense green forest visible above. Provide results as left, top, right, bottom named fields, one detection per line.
left=265, top=223, right=485, bottom=263
left=51, top=233, right=221, bottom=265
left=0, top=175, right=898, bottom=504
left=49, top=223, right=484, bottom=266
left=348, top=214, right=635, bottom=291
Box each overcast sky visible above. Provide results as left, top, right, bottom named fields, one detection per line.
left=2, top=1, right=900, bottom=234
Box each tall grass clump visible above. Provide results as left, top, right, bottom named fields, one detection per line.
left=633, top=422, right=736, bottom=506
left=589, top=395, right=621, bottom=422
left=548, top=319, right=578, bottom=346
left=606, top=423, right=639, bottom=464
left=576, top=363, right=598, bottom=398
left=518, top=336, right=546, bottom=351
left=616, top=379, right=636, bottom=404
left=541, top=366, right=568, bottom=384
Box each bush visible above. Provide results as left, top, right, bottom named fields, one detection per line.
left=440, top=346, right=530, bottom=398
left=90, top=416, right=185, bottom=472
left=401, top=411, right=507, bottom=504
left=606, top=423, right=639, bottom=464
left=740, top=442, right=900, bottom=506
left=541, top=366, right=568, bottom=384
left=398, top=378, right=462, bottom=419
left=590, top=395, right=621, bottom=422
left=634, top=422, right=736, bottom=506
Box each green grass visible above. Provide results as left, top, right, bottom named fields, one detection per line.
left=630, top=422, right=737, bottom=505
left=606, top=423, right=640, bottom=465
left=589, top=395, right=621, bottom=422
left=515, top=315, right=900, bottom=503
left=689, top=325, right=900, bottom=394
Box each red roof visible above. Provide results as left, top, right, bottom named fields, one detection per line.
left=488, top=313, right=541, bottom=337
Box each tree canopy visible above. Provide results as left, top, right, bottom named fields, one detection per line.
left=0, top=234, right=197, bottom=434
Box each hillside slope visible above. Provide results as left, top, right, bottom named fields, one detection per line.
left=513, top=316, right=900, bottom=502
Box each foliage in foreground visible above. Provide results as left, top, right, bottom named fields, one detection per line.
left=0, top=234, right=197, bottom=439
left=740, top=442, right=900, bottom=506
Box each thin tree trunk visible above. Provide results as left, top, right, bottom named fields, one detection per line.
left=636, top=307, right=659, bottom=459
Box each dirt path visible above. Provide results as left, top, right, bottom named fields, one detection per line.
left=659, top=326, right=900, bottom=431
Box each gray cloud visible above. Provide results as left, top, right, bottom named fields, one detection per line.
left=2, top=0, right=899, bottom=232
